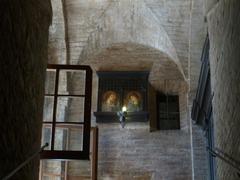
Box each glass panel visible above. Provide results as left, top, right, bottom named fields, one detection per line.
left=54, top=127, right=68, bottom=151
left=41, top=125, right=52, bottom=150
left=168, top=102, right=179, bottom=112
left=54, top=124, right=83, bottom=151
left=58, top=70, right=86, bottom=95
left=124, top=91, right=143, bottom=112
left=168, top=113, right=180, bottom=121
left=43, top=96, right=54, bottom=122
left=40, top=160, right=91, bottom=180
left=159, top=102, right=167, bottom=113
left=168, top=96, right=179, bottom=112
left=45, top=70, right=56, bottom=94
left=40, top=160, right=65, bottom=180
left=159, top=113, right=168, bottom=120
left=56, top=97, right=85, bottom=122
left=101, top=90, right=120, bottom=112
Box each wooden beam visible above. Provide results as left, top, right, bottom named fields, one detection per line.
left=91, top=127, right=98, bottom=180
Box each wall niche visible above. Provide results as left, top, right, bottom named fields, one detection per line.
left=94, top=71, right=149, bottom=122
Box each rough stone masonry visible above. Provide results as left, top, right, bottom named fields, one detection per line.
left=0, top=1, right=52, bottom=179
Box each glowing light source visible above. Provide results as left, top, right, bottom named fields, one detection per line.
left=122, top=106, right=127, bottom=112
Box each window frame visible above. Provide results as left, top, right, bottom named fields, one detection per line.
left=157, top=93, right=180, bottom=130
left=40, top=64, right=92, bottom=160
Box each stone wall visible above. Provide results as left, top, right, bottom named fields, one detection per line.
left=47, top=0, right=190, bottom=120
left=145, top=0, right=191, bottom=78
left=207, top=0, right=240, bottom=179
left=48, top=0, right=66, bottom=64
left=98, top=123, right=192, bottom=180
left=0, top=1, right=52, bottom=179
left=46, top=0, right=209, bottom=179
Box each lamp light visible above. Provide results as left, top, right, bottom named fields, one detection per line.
left=122, top=106, right=127, bottom=112
left=117, top=106, right=127, bottom=128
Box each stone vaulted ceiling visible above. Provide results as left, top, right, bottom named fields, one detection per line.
left=48, top=0, right=202, bottom=93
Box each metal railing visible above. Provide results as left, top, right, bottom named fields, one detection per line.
left=207, top=147, right=240, bottom=177
left=2, top=143, right=49, bottom=180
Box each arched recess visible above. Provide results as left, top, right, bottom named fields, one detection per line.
left=82, top=43, right=188, bottom=121
left=81, top=42, right=188, bottom=130
left=81, top=42, right=187, bottom=93
left=77, top=0, right=187, bottom=82
left=71, top=0, right=189, bottom=129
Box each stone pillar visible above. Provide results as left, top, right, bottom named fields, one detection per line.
left=0, top=1, right=52, bottom=179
